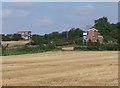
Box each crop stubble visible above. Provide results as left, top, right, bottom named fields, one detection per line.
left=2, top=51, right=118, bottom=86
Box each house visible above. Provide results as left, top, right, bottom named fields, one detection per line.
left=17, top=31, right=31, bottom=40
left=83, top=27, right=103, bottom=43
left=86, top=27, right=103, bottom=43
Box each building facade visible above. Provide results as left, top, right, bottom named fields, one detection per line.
left=17, top=31, right=31, bottom=40
left=83, top=28, right=103, bottom=43
left=86, top=28, right=103, bottom=43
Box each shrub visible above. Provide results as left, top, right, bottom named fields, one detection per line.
left=105, top=44, right=118, bottom=51
left=32, top=35, right=44, bottom=45
left=74, top=46, right=87, bottom=51
left=46, top=43, right=56, bottom=50
left=74, top=44, right=118, bottom=51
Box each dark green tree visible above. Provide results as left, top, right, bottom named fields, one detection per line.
left=60, top=31, right=68, bottom=39
left=11, top=34, right=21, bottom=41
left=51, top=32, right=59, bottom=39
left=32, top=34, right=43, bottom=45
left=68, top=28, right=83, bottom=39
left=94, top=17, right=118, bottom=43
left=94, top=17, right=112, bottom=35
left=2, top=34, right=11, bottom=41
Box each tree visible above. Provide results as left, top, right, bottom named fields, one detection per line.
left=2, top=34, right=11, bottom=41
left=94, top=17, right=118, bottom=43
left=32, top=34, right=43, bottom=45
left=60, top=31, right=68, bottom=39
left=94, top=17, right=112, bottom=35
left=117, top=22, right=120, bottom=50
left=68, top=28, right=82, bottom=39
left=11, top=34, right=21, bottom=41
left=75, top=38, right=83, bottom=45
left=51, top=32, right=59, bottom=39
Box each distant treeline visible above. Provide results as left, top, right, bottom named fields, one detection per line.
left=1, top=17, right=119, bottom=45
left=0, top=17, right=120, bottom=56
left=1, top=34, right=22, bottom=41
left=32, top=17, right=119, bottom=46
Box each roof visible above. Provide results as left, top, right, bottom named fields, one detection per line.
left=17, top=31, right=31, bottom=33
left=18, top=31, right=31, bottom=32
left=88, top=28, right=98, bottom=31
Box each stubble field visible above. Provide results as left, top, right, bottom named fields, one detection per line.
left=2, top=51, right=118, bottom=86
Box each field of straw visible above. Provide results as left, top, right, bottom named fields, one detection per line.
left=2, top=51, right=118, bottom=86
left=1, top=41, right=29, bottom=46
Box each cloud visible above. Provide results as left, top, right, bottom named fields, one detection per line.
left=51, top=4, right=95, bottom=12
left=11, top=2, right=33, bottom=6
left=54, top=5, right=95, bottom=24
left=2, top=9, right=12, bottom=17
left=38, top=17, right=53, bottom=25
left=15, top=10, right=30, bottom=17
left=1, top=9, right=30, bottom=17
left=74, top=5, right=95, bottom=10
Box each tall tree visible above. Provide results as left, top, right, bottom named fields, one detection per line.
left=94, top=17, right=118, bottom=43
left=11, top=34, right=21, bottom=41
left=2, top=34, right=11, bottom=41
left=32, top=34, right=43, bottom=45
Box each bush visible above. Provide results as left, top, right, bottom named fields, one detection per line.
left=11, top=34, right=22, bottom=41
left=46, top=43, right=56, bottom=50
left=1, top=43, right=59, bottom=56
left=75, top=38, right=83, bottom=45
left=74, top=46, right=87, bottom=51
left=32, top=35, right=44, bottom=45
left=105, top=44, right=118, bottom=51
left=74, top=44, right=118, bottom=51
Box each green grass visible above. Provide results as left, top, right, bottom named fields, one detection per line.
left=1, top=45, right=61, bottom=56
left=1, top=43, right=118, bottom=56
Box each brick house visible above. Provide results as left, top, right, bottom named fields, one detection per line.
left=86, top=28, right=103, bottom=43
left=17, top=31, right=31, bottom=40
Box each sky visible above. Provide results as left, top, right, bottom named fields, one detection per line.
left=1, top=2, right=118, bottom=35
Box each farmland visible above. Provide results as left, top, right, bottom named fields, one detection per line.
left=1, top=41, right=29, bottom=47
left=2, top=51, right=118, bottom=86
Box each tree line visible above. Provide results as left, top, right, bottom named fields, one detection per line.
left=1, top=17, right=119, bottom=46
left=1, top=34, right=22, bottom=41
left=0, top=17, right=119, bottom=56
left=33, top=17, right=119, bottom=46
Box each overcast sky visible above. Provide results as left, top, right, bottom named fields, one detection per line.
left=1, top=2, right=118, bottom=35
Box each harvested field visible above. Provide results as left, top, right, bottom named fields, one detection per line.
left=2, top=51, right=118, bottom=86
left=62, top=47, right=74, bottom=51
left=1, top=41, right=29, bottom=47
